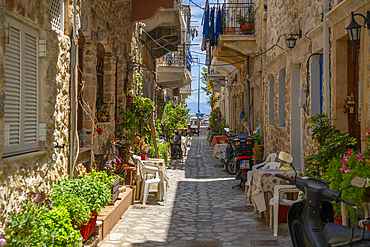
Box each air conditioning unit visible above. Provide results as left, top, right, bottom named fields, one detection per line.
left=173, top=96, right=179, bottom=102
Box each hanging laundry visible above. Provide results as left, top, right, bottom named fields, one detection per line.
left=196, top=29, right=198, bottom=37
left=209, top=6, right=216, bottom=46
left=215, top=6, right=220, bottom=44
left=201, top=0, right=209, bottom=51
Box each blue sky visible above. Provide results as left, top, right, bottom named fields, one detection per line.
left=185, top=0, right=209, bottom=114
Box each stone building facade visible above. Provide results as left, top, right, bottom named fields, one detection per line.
left=0, top=0, right=185, bottom=233
left=213, top=0, right=370, bottom=172
left=0, top=0, right=143, bottom=233
left=0, top=0, right=74, bottom=232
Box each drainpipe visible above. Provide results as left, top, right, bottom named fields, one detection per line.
left=69, top=0, right=77, bottom=178
left=323, top=0, right=330, bottom=117
left=246, top=56, right=250, bottom=129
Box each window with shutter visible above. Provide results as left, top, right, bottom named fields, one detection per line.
left=3, top=17, right=39, bottom=156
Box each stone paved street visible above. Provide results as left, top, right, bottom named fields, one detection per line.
left=98, top=136, right=292, bottom=247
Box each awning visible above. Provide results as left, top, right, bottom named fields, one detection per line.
left=113, top=0, right=174, bottom=23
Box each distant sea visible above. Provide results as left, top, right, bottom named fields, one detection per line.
left=185, top=101, right=211, bottom=114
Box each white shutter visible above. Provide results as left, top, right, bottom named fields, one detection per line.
left=4, top=25, right=21, bottom=147
left=23, top=32, right=38, bottom=145
left=3, top=17, right=39, bottom=156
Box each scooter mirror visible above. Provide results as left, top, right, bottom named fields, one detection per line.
left=278, top=151, right=294, bottom=164
left=224, top=128, right=230, bottom=132
left=350, top=176, right=367, bottom=188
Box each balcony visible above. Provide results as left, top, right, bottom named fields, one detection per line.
left=156, top=51, right=192, bottom=89
left=207, top=72, right=225, bottom=92
left=180, top=84, right=192, bottom=98
left=210, top=2, right=256, bottom=68
left=144, top=3, right=182, bottom=58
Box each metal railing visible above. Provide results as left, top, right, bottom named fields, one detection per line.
left=157, top=48, right=192, bottom=72
left=209, top=2, right=255, bottom=35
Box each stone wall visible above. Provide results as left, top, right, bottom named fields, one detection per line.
left=255, top=0, right=324, bottom=163
left=0, top=0, right=73, bottom=233
left=78, top=0, right=135, bottom=157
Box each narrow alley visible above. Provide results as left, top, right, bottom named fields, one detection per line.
left=98, top=136, right=292, bottom=247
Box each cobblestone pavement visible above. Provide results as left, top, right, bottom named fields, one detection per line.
left=98, top=136, right=292, bottom=247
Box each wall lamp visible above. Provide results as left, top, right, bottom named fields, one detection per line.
left=345, top=11, right=370, bottom=43
left=286, top=30, right=302, bottom=49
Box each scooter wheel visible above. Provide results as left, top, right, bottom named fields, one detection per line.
left=171, top=149, right=178, bottom=159
left=226, top=158, right=236, bottom=175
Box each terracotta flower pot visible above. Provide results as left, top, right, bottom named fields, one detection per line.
left=253, top=145, right=263, bottom=161
left=240, top=21, right=253, bottom=32
left=78, top=212, right=98, bottom=242
left=334, top=216, right=342, bottom=225
left=225, top=26, right=235, bottom=34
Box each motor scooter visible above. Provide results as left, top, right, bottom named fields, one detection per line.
left=170, top=130, right=182, bottom=159
left=276, top=151, right=370, bottom=247
left=225, top=123, right=255, bottom=188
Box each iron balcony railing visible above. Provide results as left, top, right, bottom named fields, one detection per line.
left=209, top=2, right=255, bottom=35
left=157, top=47, right=192, bottom=72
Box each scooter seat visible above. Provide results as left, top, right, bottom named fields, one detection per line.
left=324, top=223, right=370, bottom=245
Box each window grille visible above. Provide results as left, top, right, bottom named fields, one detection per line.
left=50, top=0, right=64, bottom=32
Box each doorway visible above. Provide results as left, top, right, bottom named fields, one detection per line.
left=347, top=40, right=361, bottom=150
left=291, top=69, right=302, bottom=171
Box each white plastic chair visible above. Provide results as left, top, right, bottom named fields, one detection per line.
left=262, top=162, right=281, bottom=170
left=269, top=185, right=300, bottom=236
left=244, top=153, right=278, bottom=206
left=133, top=156, right=167, bottom=205
left=253, top=153, right=278, bottom=171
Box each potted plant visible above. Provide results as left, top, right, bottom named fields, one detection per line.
left=51, top=170, right=115, bottom=241
left=224, top=24, right=235, bottom=35
left=325, top=155, right=346, bottom=223
left=252, top=131, right=263, bottom=161
left=305, top=113, right=357, bottom=178
left=236, top=10, right=253, bottom=33
left=5, top=189, right=82, bottom=246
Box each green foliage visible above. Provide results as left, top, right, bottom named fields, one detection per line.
left=326, top=156, right=346, bottom=217
left=305, top=113, right=357, bottom=177
left=150, top=139, right=169, bottom=165
left=340, top=154, right=370, bottom=220
left=161, top=101, right=189, bottom=136
left=5, top=197, right=82, bottom=246
left=50, top=189, right=91, bottom=228
left=252, top=132, right=263, bottom=147
left=209, top=107, right=227, bottom=135
left=51, top=170, right=114, bottom=227
left=116, top=95, right=155, bottom=160
left=236, top=10, right=252, bottom=24
left=207, top=94, right=219, bottom=109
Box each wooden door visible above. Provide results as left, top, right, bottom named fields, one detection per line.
left=347, top=40, right=361, bottom=149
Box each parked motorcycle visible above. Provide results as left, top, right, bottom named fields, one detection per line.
left=276, top=151, right=370, bottom=247
left=170, top=130, right=183, bottom=159
left=224, top=123, right=255, bottom=188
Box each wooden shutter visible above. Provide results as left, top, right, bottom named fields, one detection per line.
left=4, top=25, right=21, bottom=148
left=23, top=32, right=38, bottom=145
left=3, top=18, right=38, bottom=156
